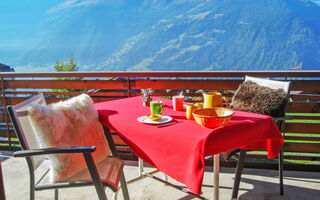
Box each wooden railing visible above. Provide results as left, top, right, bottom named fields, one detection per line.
left=0, top=71, right=319, bottom=171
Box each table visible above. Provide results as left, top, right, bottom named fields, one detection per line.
left=95, top=96, right=284, bottom=199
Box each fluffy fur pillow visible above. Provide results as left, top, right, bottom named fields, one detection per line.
left=230, top=81, right=289, bottom=117
left=27, top=94, right=110, bottom=182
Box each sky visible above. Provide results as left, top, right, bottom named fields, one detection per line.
left=0, top=0, right=106, bottom=47
left=0, top=1, right=59, bottom=62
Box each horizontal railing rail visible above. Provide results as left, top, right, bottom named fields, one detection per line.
left=0, top=71, right=319, bottom=171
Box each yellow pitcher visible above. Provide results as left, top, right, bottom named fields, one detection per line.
left=202, top=92, right=229, bottom=108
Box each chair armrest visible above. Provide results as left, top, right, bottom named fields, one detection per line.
left=14, top=146, right=107, bottom=198
left=13, top=146, right=96, bottom=157
left=272, top=115, right=293, bottom=121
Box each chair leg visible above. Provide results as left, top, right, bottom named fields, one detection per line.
left=0, top=163, right=6, bottom=200
left=120, top=173, right=130, bottom=200
left=54, top=189, right=59, bottom=200
left=103, top=126, right=129, bottom=200
left=112, top=189, right=118, bottom=200
left=29, top=177, right=35, bottom=200
left=83, top=153, right=107, bottom=200
left=26, top=159, right=35, bottom=200
left=279, top=147, right=284, bottom=195
left=277, top=119, right=285, bottom=195
left=232, top=149, right=246, bottom=199
left=30, top=186, right=34, bottom=200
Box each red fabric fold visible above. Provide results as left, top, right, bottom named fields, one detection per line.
left=95, top=97, right=283, bottom=195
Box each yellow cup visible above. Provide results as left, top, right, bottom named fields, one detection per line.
left=203, top=92, right=228, bottom=108
left=186, top=103, right=198, bottom=120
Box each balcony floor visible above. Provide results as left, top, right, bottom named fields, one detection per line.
left=1, top=154, right=320, bottom=200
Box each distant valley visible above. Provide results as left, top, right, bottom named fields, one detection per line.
left=1, top=0, right=320, bottom=72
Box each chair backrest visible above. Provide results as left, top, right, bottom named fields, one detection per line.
left=7, top=93, right=47, bottom=169
left=243, top=76, right=291, bottom=116
left=245, top=76, right=291, bottom=94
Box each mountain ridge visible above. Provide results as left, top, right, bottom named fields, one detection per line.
left=2, top=0, right=320, bottom=72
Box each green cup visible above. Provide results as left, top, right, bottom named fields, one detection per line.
left=150, top=101, right=164, bottom=115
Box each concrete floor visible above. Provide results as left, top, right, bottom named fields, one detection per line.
left=1, top=153, right=320, bottom=200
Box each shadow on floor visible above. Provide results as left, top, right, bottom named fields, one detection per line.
left=236, top=177, right=320, bottom=200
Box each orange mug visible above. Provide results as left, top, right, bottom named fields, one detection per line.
left=202, top=92, right=228, bottom=108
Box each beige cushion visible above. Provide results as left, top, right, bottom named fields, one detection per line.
left=27, top=94, right=110, bottom=182
left=245, top=76, right=291, bottom=93
left=230, top=81, right=289, bottom=117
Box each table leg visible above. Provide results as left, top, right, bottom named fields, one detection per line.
left=138, top=157, right=144, bottom=176
left=214, top=154, right=220, bottom=200
left=164, top=173, right=168, bottom=182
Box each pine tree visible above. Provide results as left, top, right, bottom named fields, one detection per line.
left=54, top=56, right=78, bottom=73
left=52, top=56, right=84, bottom=97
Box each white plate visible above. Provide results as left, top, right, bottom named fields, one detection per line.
left=137, top=115, right=172, bottom=125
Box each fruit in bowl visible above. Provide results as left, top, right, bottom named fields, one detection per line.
left=192, top=107, right=234, bottom=128
left=147, top=114, right=162, bottom=121
left=193, top=102, right=203, bottom=108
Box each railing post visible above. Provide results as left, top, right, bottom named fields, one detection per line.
left=1, top=77, right=12, bottom=150
left=127, top=77, right=130, bottom=97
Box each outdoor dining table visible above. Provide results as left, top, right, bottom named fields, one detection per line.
left=95, top=96, right=284, bottom=200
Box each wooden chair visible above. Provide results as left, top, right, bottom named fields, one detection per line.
left=225, top=76, right=291, bottom=199
left=7, top=93, right=130, bottom=200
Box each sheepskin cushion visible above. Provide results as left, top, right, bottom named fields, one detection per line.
left=230, top=81, right=289, bottom=117
left=27, top=94, right=110, bottom=182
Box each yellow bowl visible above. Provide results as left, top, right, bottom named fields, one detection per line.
left=147, top=114, right=162, bottom=121
left=192, top=107, right=234, bottom=128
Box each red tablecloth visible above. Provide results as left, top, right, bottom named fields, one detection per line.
left=95, top=96, right=284, bottom=195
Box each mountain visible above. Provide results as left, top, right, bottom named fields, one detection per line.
left=0, top=63, right=14, bottom=72
left=2, top=0, right=320, bottom=72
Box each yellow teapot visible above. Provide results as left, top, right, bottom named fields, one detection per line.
left=202, top=92, right=228, bottom=108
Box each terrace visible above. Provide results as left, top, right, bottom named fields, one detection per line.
left=0, top=71, right=319, bottom=199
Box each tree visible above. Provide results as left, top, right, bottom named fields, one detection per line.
left=52, top=56, right=83, bottom=97
left=54, top=56, right=78, bottom=73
